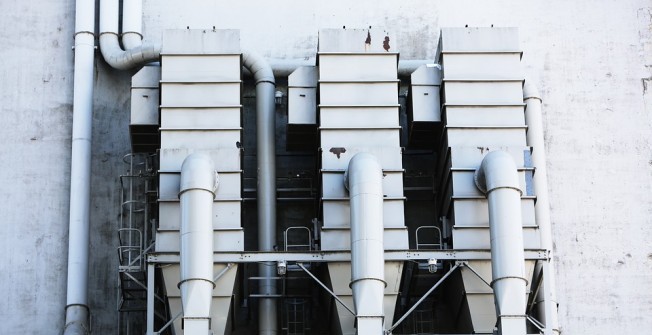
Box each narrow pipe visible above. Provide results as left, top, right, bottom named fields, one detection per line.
left=179, top=153, right=218, bottom=334
left=523, top=82, right=560, bottom=335
left=121, top=0, right=143, bottom=50
left=345, top=153, right=385, bottom=334
left=63, top=0, right=95, bottom=334
left=474, top=151, right=527, bottom=335
left=99, top=0, right=160, bottom=70
left=242, top=51, right=278, bottom=335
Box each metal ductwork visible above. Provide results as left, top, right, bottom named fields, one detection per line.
left=345, top=153, right=386, bottom=334
left=179, top=153, right=218, bottom=334
left=475, top=151, right=527, bottom=334
left=242, top=51, right=279, bottom=335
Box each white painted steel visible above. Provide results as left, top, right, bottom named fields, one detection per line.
left=64, top=0, right=95, bottom=333
left=474, top=151, right=527, bottom=334
left=318, top=54, right=398, bottom=81
left=320, top=107, right=399, bottom=128
left=452, top=198, right=536, bottom=227
left=442, top=53, right=522, bottom=80
left=257, top=58, right=430, bottom=78
left=162, top=55, right=242, bottom=82
left=524, top=81, right=560, bottom=334
left=242, top=51, right=278, bottom=335
left=444, top=106, right=525, bottom=126
left=99, top=0, right=160, bottom=70
left=442, top=81, right=524, bottom=105
left=410, top=64, right=442, bottom=122
left=321, top=146, right=403, bottom=170
left=122, top=0, right=143, bottom=49
left=437, top=27, right=521, bottom=55
left=159, top=171, right=240, bottom=200
left=345, top=153, right=385, bottom=334
left=321, top=171, right=403, bottom=198
left=131, top=66, right=160, bottom=125
left=160, top=107, right=242, bottom=129
left=179, top=153, right=217, bottom=334
left=319, top=82, right=399, bottom=105
left=444, top=128, right=527, bottom=147
left=160, top=82, right=242, bottom=107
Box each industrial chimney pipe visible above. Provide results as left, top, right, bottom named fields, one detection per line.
left=345, top=153, right=386, bottom=334
left=474, top=151, right=527, bottom=335
left=179, top=153, right=218, bottom=334
left=242, top=51, right=278, bottom=335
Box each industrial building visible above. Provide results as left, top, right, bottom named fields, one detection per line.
left=1, top=1, right=651, bottom=334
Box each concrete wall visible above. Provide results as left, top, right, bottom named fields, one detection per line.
left=0, top=0, right=650, bottom=334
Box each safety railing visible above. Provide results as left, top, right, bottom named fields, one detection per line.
left=415, top=226, right=443, bottom=250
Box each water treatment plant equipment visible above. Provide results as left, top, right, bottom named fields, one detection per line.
left=2, top=1, right=652, bottom=335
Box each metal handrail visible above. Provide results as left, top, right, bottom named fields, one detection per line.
left=118, top=228, right=142, bottom=270
left=284, top=226, right=312, bottom=251
left=415, top=226, right=443, bottom=250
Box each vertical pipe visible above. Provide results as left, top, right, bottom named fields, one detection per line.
left=121, top=0, right=143, bottom=50
left=345, top=153, right=385, bottom=334
left=146, top=262, right=155, bottom=335
left=523, top=82, right=559, bottom=334
left=179, top=153, right=217, bottom=334
left=243, top=52, right=278, bottom=335
left=475, top=151, right=527, bottom=335
left=64, top=0, right=95, bottom=334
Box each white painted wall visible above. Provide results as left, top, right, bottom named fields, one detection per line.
left=0, top=0, right=650, bottom=334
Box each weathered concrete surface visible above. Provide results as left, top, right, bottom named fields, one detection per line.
left=0, top=0, right=651, bottom=334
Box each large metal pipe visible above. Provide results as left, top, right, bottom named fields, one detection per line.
left=179, top=153, right=218, bottom=334
left=242, top=51, right=278, bottom=335
left=99, top=0, right=160, bottom=70
left=345, top=153, right=385, bottom=334
left=63, top=0, right=95, bottom=334
left=474, top=151, right=527, bottom=335
left=523, top=82, right=560, bottom=334
left=121, top=0, right=144, bottom=50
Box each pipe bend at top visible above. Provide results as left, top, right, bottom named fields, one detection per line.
left=344, top=152, right=384, bottom=193
left=523, top=80, right=542, bottom=101
left=99, top=34, right=161, bottom=70
left=99, top=0, right=160, bottom=70
left=474, top=151, right=522, bottom=195
left=179, top=153, right=218, bottom=197
left=243, top=51, right=276, bottom=85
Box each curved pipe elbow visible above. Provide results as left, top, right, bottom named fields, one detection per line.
left=99, top=34, right=160, bottom=70
left=523, top=80, right=542, bottom=101
left=474, top=151, right=521, bottom=195
left=180, top=153, right=218, bottom=197
left=243, top=51, right=275, bottom=85
left=344, top=152, right=384, bottom=194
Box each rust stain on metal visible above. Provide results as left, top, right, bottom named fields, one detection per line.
left=329, top=147, right=347, bottom=159
left=383, top=36, right=391, bottom=51
left=365, top=31, right=372, bottom=45
left=477, top=146, right=490, bottom=154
